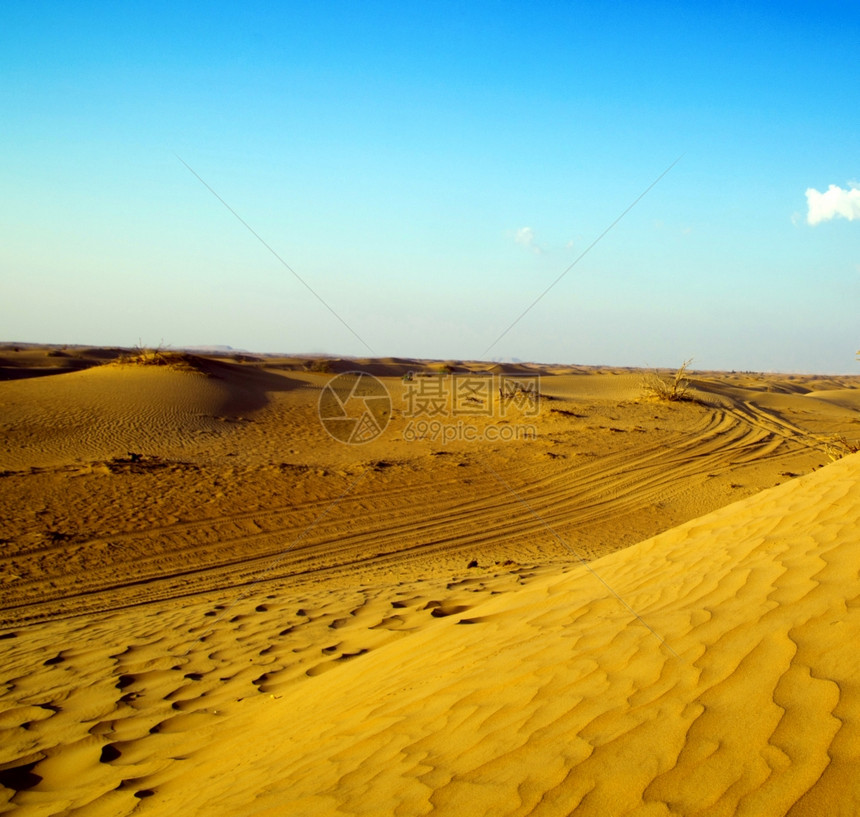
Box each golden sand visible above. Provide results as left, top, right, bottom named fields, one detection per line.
left=1, top=347, right=858, bottom=814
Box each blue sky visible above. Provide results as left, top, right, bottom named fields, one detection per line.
left=2, top=1, right=858, bottom=372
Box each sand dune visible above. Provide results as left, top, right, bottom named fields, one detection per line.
left=0, top=359, right=305, bottom=470
left=1, top=454, right=857, bottom=815
left=803, top=388, right=860, bottom=412
left=155, top=452, right=860, bottom=816
left=1, top=351, right=858, bottom=814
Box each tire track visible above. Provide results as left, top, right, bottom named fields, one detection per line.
left=1, top=401, right=822, bottom=627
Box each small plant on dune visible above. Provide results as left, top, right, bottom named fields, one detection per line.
left=824, top=435, right=860, bottom=462
left=117, top=340, right=172, bottom=366
left=115, top=341, right=202, bottom=373
left=641, top=358, right=694, bottom=403
left=827, top=350, right=860, bottom=458
left=304, top=358, right=333, bottom=373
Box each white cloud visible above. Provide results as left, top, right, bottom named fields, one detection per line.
left=805, top=183, right=860, bottom=225
left=514, top=226, right=542, bottom=254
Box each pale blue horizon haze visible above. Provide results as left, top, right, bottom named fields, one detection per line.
left=2, top=1, right=858, bottom=372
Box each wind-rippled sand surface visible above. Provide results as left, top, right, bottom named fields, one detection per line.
left=1, top=348, right=858, bottom=815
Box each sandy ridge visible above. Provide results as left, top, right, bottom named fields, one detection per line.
left=153, top=453, right=860, bottom=816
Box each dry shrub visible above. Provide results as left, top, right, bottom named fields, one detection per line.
left=117, top=345, right=171, bottom=366
left=641, top=358, right=694, bottom=402
left=115, top=343, right=202, bottom=373
left=824, top=435, right=860, bottom=462
left=304, top=358, right=333, bottom=373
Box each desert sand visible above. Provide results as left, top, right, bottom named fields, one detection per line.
left=1, top=345, right=858, bottom=815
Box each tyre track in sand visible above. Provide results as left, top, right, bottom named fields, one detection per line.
left=0, top=402, right=820, bottom=627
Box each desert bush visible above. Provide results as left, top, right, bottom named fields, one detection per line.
left=115, top=342, right=202, bottom=372
left=117, top=343, right=173, bottom=366
left=641, top=358, right=693, bottom=402
left=824, top=435, right=860, bottom=462
left=304, top=358, right=332, bottom=373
